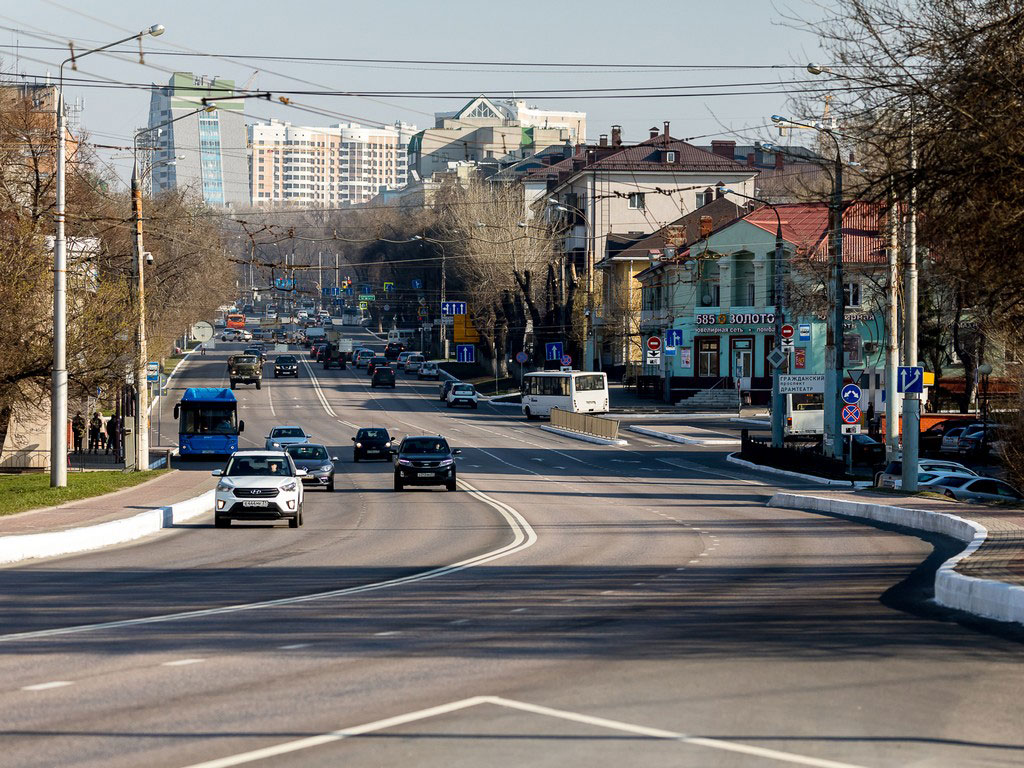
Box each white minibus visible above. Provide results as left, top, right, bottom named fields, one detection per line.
left=521, top=371, right=610, bottom=419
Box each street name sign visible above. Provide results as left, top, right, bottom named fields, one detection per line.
left=778, top=374, right=825, bottom=394
left=358, top=294, right=375, bottom=302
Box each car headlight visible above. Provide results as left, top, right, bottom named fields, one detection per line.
left=216, top=480, right=235, bottom=492
left=281, top=481, right=297, bottom=492
left=320, top=464, right=333, bottom=472
left=355, top=442, right=362, bottom=448
left=398, top=458, right=413, bottom=466
left=439, top=458, right=454, bottom=466
left=272, top=442, right=281, bottom=448
left=385, top=441, right=391, bottom=448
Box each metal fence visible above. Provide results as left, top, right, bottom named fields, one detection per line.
left=739, top=430, right=850, bottom=480
left=0, top=449, right=126, bottom=473
left=550, top=408, right=620, bottom=440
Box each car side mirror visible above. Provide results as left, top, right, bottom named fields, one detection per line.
left=453, top=449, right=462, bottom=455
left=211, top=469, right=223, bottom=477
left=173, top=404, right=180, bottom=419
left=351, top=436, right=356, bottom=441
left=331, top=456, right=339, bottom=462
left=295, top=468, right=308, bottom=477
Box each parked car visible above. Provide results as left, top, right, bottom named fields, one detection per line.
left=371, top=366, right=397, bottom=388
left=393, top=435, right=460, bottom=491
left=367, top=356, right=389, bottom=375
left=446, top=383, right=478, bottom=409
left=812, top=433, right=883, bottom=466
left=354, top=349, right=375, bottom=368
left=284, top=443, right=337, bottom=492
left=439, top=380, right=457, bottom=402
left=273, top=355, right=299, bottom=378
left=212, top=451, right=305, bottom=528
left=418, top=362, right=440, bottom=380
left=958, top=423, right=1009, bottom=459
left=940, top=426, right=971, bottom=453
left=352, top=427, right=393, bottom=462
left=920, top=419, right=980, bottom=455
left=875, top=459, right=979, bottom=489
left=265, top=425, right=312, bottom=451
left=929, top=475, right=1024, bottom=503
left=384, top=341, right=406, bottom=361
left=405, top=354, right=425, bottom=373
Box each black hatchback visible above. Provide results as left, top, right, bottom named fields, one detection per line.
left=352, top=427, right=392, bottom=462
left=371, top=366, right=396, bottom=388
left=393, top=435, right=460, bottom=492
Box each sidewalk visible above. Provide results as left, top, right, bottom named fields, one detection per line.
left=770, top=488, right=1024, bottom=624
left=0, top=466, right=215, bottom=537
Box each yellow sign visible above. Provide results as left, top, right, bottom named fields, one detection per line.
left=923, top=371, right=935, bottom=387
left=454, top=312, right=480, bottom=344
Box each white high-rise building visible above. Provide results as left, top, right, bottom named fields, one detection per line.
left=249, top=120, right=417, bottom=206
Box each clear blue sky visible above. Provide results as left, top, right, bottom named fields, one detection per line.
left=1, top=0, right=830, bottom=184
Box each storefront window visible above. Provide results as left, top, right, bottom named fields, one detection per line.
left=697, top=338, right=719, bottom=377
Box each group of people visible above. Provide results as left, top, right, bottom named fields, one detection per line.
left=71, top=411, right=122, bottom=458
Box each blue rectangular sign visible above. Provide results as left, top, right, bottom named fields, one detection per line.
left=799, top=323, right=811, bottom=341
left=898, top=366, right=924, bottom=394
left=441, top=301, right=467, bottom=316
left=665, top=329, right=683, bottom=347
left=456, top=344, right=475, bottom=363
left=545, top=342, right=563, bottom=361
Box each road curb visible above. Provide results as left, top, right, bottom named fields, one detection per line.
left=0, top=489, right=214, bottom=566
left=629, top=425, right=740, bottom=446
left=768, top=491, right=1024, bottom=626
left=540, top=425, right=628, bottom=446
left=726, top=453, right=872, bottom=488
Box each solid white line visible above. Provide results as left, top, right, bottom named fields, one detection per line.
left=278, top=643, right=310, bottom=650
left=373, top=631, right=400, bottom=637
left=300, top=359, right=337, bottom=417
left=267, top=377, right=277, bottom=418
left=162, top=658, right=205, bottom=666
left=0, top=479, right=536, bottom=643
left=21, top=680, right=73, bottom=691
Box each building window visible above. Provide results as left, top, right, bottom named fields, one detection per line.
left=697, top=338, right=720, bottom=378
left=843, top=281, right=861, bottom=307
left=628, top=192, right=646, bottom=210
left=665, top=151, right=676, bottom=163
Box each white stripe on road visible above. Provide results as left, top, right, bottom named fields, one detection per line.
left=300, top=359, right=337, bottom=417
left=21, top=680, right=73, bottom=691
left=161, top=658, right=205, bottom=667
left=177, top=695, right=870, bottom=768
left=0, top=480, right=536, bottom=643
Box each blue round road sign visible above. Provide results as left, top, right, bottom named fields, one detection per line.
left=515, top=351, right=528, bottom=364
left=841, top=384, right=862, bottom=405
left=842, top=404, right=861, bottom=424
left=560, top=354, right=572, bottom=366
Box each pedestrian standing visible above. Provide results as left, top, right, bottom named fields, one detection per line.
left=107, top=414, right=121, bottom=461
left=71, top=412, right=85, bottom=454
left=88, top=412, right=102, bottom=454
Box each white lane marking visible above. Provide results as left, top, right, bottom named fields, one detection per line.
left=300, top=359, right=337, bottom=417
left=278, top=643, right=310, bottom=650
left=267, top=380, right=277, bottom=418
left=449, top=619, right=470, bottom=625
left=510, top=607, right=527, bottom=613
left=0, top=480, right=536, bottom=643
left=336, top=418, right=359, bottom=429
left=178, top=695, right=870, bottom=768
left=162, top=658, right=205, bottom=667
left=21, top=680, right=73, bottom=691
left=374, top=631, right=400, bottom=637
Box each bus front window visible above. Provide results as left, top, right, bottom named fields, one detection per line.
left=181, top=406, right=237, bottom=434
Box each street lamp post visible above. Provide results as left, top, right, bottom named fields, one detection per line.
left=50, top=23, right=164, bottom=487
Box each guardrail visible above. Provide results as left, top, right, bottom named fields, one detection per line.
left=0, top=449, right=122, bottom=473
left=550, top=408, right=620, bottom=440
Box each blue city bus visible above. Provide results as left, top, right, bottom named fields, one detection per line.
left=173, top=387, right=245, bottom=456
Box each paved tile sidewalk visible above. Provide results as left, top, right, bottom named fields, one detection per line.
left=794, top=489, right=1024, bottom=586
left=0, top=468, right=215, bottom=537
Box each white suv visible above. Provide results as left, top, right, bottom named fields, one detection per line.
left=447, top=383, right=479, bottom=409
left=212, top=451, right=306, bottom=528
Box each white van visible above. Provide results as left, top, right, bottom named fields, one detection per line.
left=387, top=329, right=417, bottom=344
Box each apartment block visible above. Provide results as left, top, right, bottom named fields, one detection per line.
left=249, top=120, right=417, bottom=207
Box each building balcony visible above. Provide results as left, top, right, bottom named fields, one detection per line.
left=640, top=308, right=670, bottom=330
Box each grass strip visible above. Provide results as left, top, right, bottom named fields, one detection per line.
left=0, top=470, right=166, bottom=518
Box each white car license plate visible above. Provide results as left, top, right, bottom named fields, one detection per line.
left=242, top=500, right=269, bottom=508
left=367, top=449, right=379, bottom=454
left=417, top=472, right=434, bottom=478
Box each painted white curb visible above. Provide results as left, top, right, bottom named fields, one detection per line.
left=612, top=412, right=744, bottom=421
left=725, top=453, right=872, bottom=488
left=769, top=492, right=1024, bottom=626
left=629, top=425, right=740, bottom=446
left=730, top=417, right=770, bottom=426
left=0, top=489, right=214, bottom=566
left=540, top=425, right=628, bottom=446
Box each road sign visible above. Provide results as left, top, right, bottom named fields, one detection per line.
left=767, top=347, right=788, bottom=369
left=646, top=350, right=662, bottom=366
left=560, top=354, right=572, bottom=367
left=383, top=282, right=394, bottom=292
left=441, top=301, right=467, bottom=316
left=191, top=321, right=213, bottom=342
left=412, top=279, right=423, bottom=290
left=358, top=294, right=375, bottom=302
left=383, top=304, right=390, bottom=311
left=781, top=337, right=795, bottom=347
left=842, top=424, right=862, bottom=434
left=781, top=324, right=795, bottom=340
left=841, top=383, right=862, bottom=405
left=898, top=365, right=924, bottom=393
left=358, top=301, right=368, bottom=310
left=842, top=404, right=861, bottom=424
left=665, top=329, right=683, bottom=347
left=147, top=361, right=160, bottom=383
left=798, top=323, right=811, bottom=341
left=515, top=351, right=529, bottom=364
left=545, top=342, right=563, bottom=361
left=664, top=346, right=676, bottom=357
left=456, top=344, right=475, bottom=363
left=779, top=374, right=825, bottom=394
left=646, top=336, right=662, bottom=352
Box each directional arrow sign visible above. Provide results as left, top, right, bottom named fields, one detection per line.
left=898, top=366, right=924, bottom=394
left=841, top=383, right=862, bottom=405
left=545, top=342, right=563, bottom=361
left=665, top=329, right=683, bottom=347
left=456, top=344, right=475, bottom=363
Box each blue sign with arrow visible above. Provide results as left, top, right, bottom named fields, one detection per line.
left=841, top=384, right=862, bottom=405
left=545, top=342, right=563, bottom=361
left=898, top=366, right=924, bottom=394
left=665, top=328, right=683, bottom=347
left=456, top=344, right=475, bottom=363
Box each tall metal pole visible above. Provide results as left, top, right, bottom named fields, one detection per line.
left=771, top=214, right=786, bottom=448
left=885, top=190, right=900, bottom=460
left=50, top=88, right=68, bottom=487
left=823, top=142, right=845, bottom=461
left=440, top=244, right=448, bottom=359
left=131, top=158, right=149, bottom=470
left=902, top=124, right=920, bottom=489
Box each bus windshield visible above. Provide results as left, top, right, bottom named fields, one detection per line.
left=180, top=405, right=237, bottom=435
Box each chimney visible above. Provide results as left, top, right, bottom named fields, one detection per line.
left=700, top=215, right=714, bottom=239
left=611, top=125, right=622, bottom=146
left=663, top=121, right=670, bottom=144
left=599, top=134, right=608, bottom=147
left=710, top=140, right=736, bottom=160
left=775, top=152, right=784, bottom=170
left=649, top=126, right=659, bottom=140
left=747, top=152, right=756, bottom=167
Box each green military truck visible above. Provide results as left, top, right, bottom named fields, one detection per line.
left=229, top=354, right=263, bottom=390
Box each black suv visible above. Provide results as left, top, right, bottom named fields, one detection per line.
left=371, top=366, right=396, bottom=388
left=393, top=435, right=460, bottom=492
left=352, top=427, right=392, bottom=462
left=384, top=341, right=405, bottom=361
left=274, top=355, right=299, bottom=378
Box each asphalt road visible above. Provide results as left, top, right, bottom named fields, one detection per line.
left=1, top=326, right=1022, bottom=768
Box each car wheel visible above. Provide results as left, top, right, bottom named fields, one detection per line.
left=274, top=373, right=279, bottom=378
left=944, top=489, right=956, bottom=499
left=446, top=478, right=457, bottom=492
left=353, top=453, right=360, bottom=462
left=524, top=407, right=536, bottom=420
left=214, top=516, right=230, bottom=528
left=446, top=401, right=452, bottom=408
left=230, top=381, right=236, bottom=390
left=327, top=477, right=335, bottom=492
left=394, top=475, right=404, bottom=491
left=255, top=381, right=262, bottom=390
left=289, top=513, right=300, bottom=528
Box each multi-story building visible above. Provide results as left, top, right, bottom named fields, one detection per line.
left=147, top=73, right=249, bottom=207
left=249, top=120, right=417, bottom=207
left=407, top=96, right=584, bottom=180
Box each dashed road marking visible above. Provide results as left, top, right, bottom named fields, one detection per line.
left=162, top=658, right=205, bottom=667
left=21, top=680, right=73, bottom=691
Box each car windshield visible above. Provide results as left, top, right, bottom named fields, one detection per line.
left=939, top=476, right=973, bottom=488
left=402, top=438, right=450, bottom=454
left=358, top=429, right=389, bottom=440
left=276, top=356, right=296, bottom=364
left=286, top=445, right=328, bottom=461
left=234, top=356, right=258, bottom=364
left=454, top=385, right=474, bottom=393
left=226, top=456, right=292, bottom=476
left=272, top=427, right=305, bottom=438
